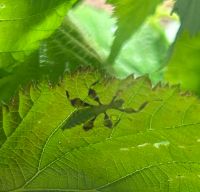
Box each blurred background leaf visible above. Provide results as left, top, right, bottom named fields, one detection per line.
left=40, top=16, right=103, bottom=82
left=165, top=0, right=200, bottom=95
left=0, top=0, right=104, bottom=102
left=106, top=0, right=163, bottom=64
left=71, top=2, right=178, bottom=84
left=0, top=15, right=104, bottom=102
left=0, top=0, right=77, bottom=71
left=173, top=0, right=200, bottom=35
left=165, top=33, right=200, bottom=95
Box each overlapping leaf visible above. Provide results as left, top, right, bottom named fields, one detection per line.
left=0, top=0, right=77, bottom=69
left=0, top=15, right=103, bottom=103
left=106, top=0, right=162, bottom=64
left=165, top=32, right=200, bottom=95
left=173, top=0, right=200, bottom=35
left=71, top=3, right=169, bottom=83
left=165, top=0, right=200, bottom=95
left=1, top=71, right=200, bottom=191
left=40, top=16, right=103, bottom=80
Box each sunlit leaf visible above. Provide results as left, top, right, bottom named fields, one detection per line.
left=1, top=70, right=200, bottom=191
left=0, top=0, right=77, bottom=69
left=71, top=3, right=169, bottom=83
left=0, top=15, right=103, bottom=102
left=107, top=0, right=162, bottom=64
left=165, top=0, right=200, bottom=95
left=165, top=32, right=200, bottom=95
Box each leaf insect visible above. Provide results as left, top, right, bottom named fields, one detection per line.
left=62, top=82, right=148, bottom=131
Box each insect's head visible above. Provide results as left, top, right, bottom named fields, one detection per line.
left=112, top=99, right=124, bottom=108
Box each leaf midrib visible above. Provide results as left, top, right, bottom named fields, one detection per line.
left=10, top=119, right=200, bottom=192
left=12, top=160, right=200, bottom=192
left=4, top=80, right=199, bottom=191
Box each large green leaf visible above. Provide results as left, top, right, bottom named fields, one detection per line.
left=0, top=0, right=77, bottom=69
left=0, top=15, right=104, bottom=103
left=107, top=0, right=162, bottom=64
left=1, top=70, right=200, bottom=191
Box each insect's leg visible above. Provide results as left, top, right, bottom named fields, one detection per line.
left=113, top=118, right=121, bottom=127
left=109, top=89, right=123, bottom=104
left=88, top=88, right=102, bottom=105
left=118, top=101, right=148, bottom=113
left=83, top=116, right=97, bottom=131
left=90, top=80, right=100, bottom=87
left=110, top=95, right=117, bottom=103
left=66, top=90, right=92, bottom=108
left=104, top=112, right=113, bottom=128
left=87, top=80, right=103, bottom=105
left=66, top=90, right=70, bottom=99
